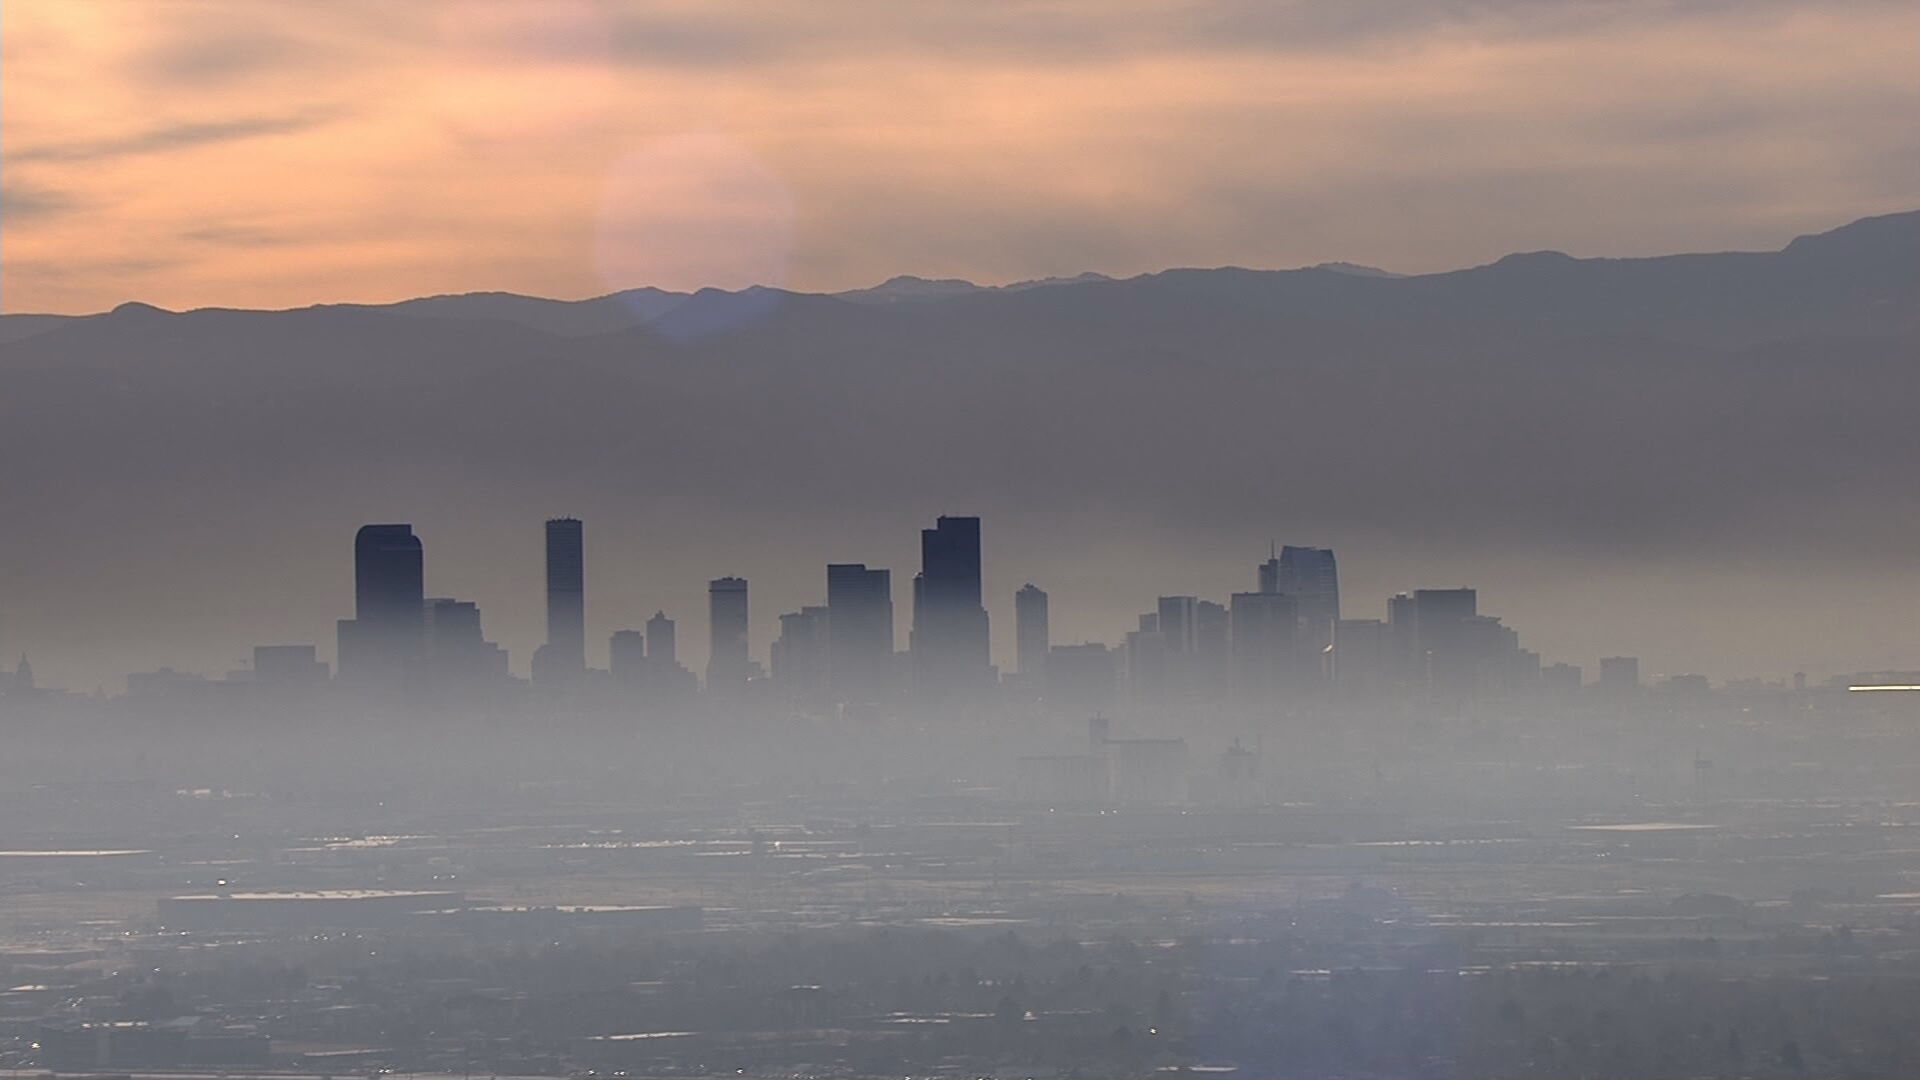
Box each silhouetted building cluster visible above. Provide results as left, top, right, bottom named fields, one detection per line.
left=5, top=511, right=1681, bottom=724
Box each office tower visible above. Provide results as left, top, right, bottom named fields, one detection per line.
left=337, top=524, right=425, bottom=686
left=644, top=610, right=698, bottom=696
left=773, top=605, right=830, bottom=700
left=1229, top=591, right=1297, bottom=704
left=1196, top=599, right=1230, bottom=699
left=1277, top=546, right=1340, bottom=649
left=1330, top=618, right=1388, bottom=693
left=1386, top=592, right=1420, bottom=684
left=706, top=577, right=750, bottom=693
left=773, top=605, right=832, bottom=701
left=912, top=515, right=991, bottom=698
left=425, top=598, right=510, bottom=690
left=827, top=563, right=893, bottom=702
left=1598, top=655, right=1640, bottom=694
left=536, top=518, right=586, bottom=683
left=1156, top=596, right=1198, bottom=653
left=1410, top=587, right=1477, bottom=698
left=609, top=629, right=647, bottom=686
left=1045, top=642, right=1116, bottom=715
left=1258, top=544, right=1281, bottom=595
left=645, top=610, right=677, bottom=669
left=1150, top=596, right=1199, bottom=700
left=1014, top=584, right=1049, bottom=683
left=1124, top=615, right=1169, bottom=708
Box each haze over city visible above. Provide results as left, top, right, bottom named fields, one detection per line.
left=5, top=2, right=1920, bottom=1079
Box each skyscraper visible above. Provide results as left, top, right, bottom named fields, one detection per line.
left=1258, top=544, right=1282, bottom=595
left=912, top=515, right=991, bottom=699
left=1229, top=590, right=1297, bottom=704
left=337, top=524, right=425, bottom=686
left=827, top=563, right=893, bottom=702
left=1156, top=596, right=1199, bottom=654
left=772, top=605, right=831, bottom=701
left=1014, top=583, right=1049, bottom=683
left=1277, top=545, right=1340, bottom=649
left=1410, top=587, right=1478, bottom=700
left=645, top=610, right=677, bottom=670
left=609, top=629, right=647, bottom=687
left=425, top=597, right=509, bottom=690
left=534, top=517, right=585, bottom=684
left=707, top=576, right=750, bottom=693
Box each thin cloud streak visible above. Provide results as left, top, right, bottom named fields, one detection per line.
left=9, top=111, right=339, bottom=163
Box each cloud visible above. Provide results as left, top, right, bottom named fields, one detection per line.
left=9, top=111, right=338, bottom=163
left=0, top=181, right=77, bottom=224
left=131, top=28, right=323, bottom=86
left=1, top=0, right=1915, bottom=312
left=180, top=224, right=298, bottom=248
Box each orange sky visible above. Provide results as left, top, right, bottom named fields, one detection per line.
left=3, top=0, right=1917, bottom=313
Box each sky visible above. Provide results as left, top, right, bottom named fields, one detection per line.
left=3, top=0, right=1917, bottom=314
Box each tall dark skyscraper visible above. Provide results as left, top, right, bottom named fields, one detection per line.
left=534, top=517, right=585, bottom=684
left=337, top=523, right=425, bottom=686
left=912, top=515, right=991, bottom=699
left=827, top=562, right=893, bottom=702
left=1014, top=583, right=1049, bottom=683
left=707, top=576, right=750, bottom=692
left=1410, top=587, right=1477, bottom=699
left=1229, top=590, right=1297, bottom=703
left=1278, top=545, right=1340, bottom=649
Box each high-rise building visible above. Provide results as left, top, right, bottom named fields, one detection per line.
left=912, top=516, right=991, bottom=698
left=1014, top=584, right=1049, bottom=683
left=1124, top=611, right=1170, bottom=707
left=337, top=524, right=425, bottom=686
left=1410, top=587, right=1477, bottom=699
left=1258, top=545, right=1282, bottom=595
left=707, top=576, right=750, bottom=692
left=772, top=605, right=832, bottom=701
left=1229, top=591, right=1297, bottom=704
left=609, top=629, right=647, bottom=687
left=1156, top=596, right=1198, bottom=653
left=1196, top=599, right=1230, bottom=699
left=536, top=518, right=586, bottom=683
left=425, top=597, right=510, bottom=689
left=645, top=610, right=677, bottom=669
left=645, top=610, right=698, bottom=697
left=827, top=563, right=893, bottom=702
left=1329, top=618, right=1388, bottom=693
left=1045, top=643, right=1116, bottom=715
left=1277, top=546, right=1340, bottom=649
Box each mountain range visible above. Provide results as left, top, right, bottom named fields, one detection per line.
left=2, top=211, right=1916, bottom=688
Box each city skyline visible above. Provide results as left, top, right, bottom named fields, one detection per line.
left=7, top=7, right=1920, bottom=1079
left=2, top=208, right=1917, bottom=692
left=0, top=509, right=1850, bottom=700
